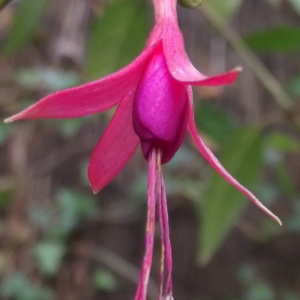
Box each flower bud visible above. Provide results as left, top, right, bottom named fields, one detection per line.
left=133, top=49, right=188, bottom=163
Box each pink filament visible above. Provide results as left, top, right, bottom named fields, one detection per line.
left=135, top=148, right=173, bottom=300
left=135, top=149, right=157, bottom=300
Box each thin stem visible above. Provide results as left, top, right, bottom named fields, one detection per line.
left=152, top=0, right=177, bottom=22
left=199, top=2, right=293, bottom=111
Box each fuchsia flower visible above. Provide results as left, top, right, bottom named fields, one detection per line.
left=6, top=0, right=281, bottom=298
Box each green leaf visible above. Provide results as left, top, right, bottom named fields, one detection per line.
left=207, top=0, right=242, bottom=19
left=93, top=269, right=118, bottom=292
left=287, top=0, right=300, bottom=15
left=266, top=132, right=300, bottom=153
left=178, top=0, right=203, bottom=9
left=286, top=201, right=300, bottom=232
left=244, top=26, right=300, bottom=53
left=0, top=272, right=53, bottom=300
left=0, top=123, right=13, bottom=145
left=2, top=0, right=48, bottom=55
left=287, top=74, right=300, bottom=97
left=245, top=281, right=275, bottom=300
left=199, top=127, right=264, bottom=264
left=16, top=68, right=79, bottom=92
left=32, top=241, right=66, bottom=277
left=52, top=189, right=97, bottom=238
left=29, top=206, right=56, bottom=230
left=276, top=163, right=297, bottom=198
left=85, top=0, right=149, bottom=79
left=195, top=103, right=237, bottom=144
left=55, top=118, right=87, bottom=138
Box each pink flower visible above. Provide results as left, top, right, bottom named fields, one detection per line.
left=5, top=0, right=281, bottom=298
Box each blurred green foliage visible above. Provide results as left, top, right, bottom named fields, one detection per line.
left=1, top=0, right=48, bottom=56
left=0, top=273, right=53, bottom=300
left=93, top=268, right=119, bottom=292
left=207, top=0, right=242, bottom=19
left=16, top=68, right=80, bottom=92
left=28, top=189, right=97, bottom=279
left=238, top=263, right=300, bottom=300
left=287, top=0, right=300, bottom=14
left=199, top=126, right=264, bottom=264
left=85, top=0, right=149, bottom=79
left=288, top=74, right=300, bottom=97
left=1, top=0, right=300, bottom=299
left=178, top=0, right=203, bottom=9
left=244, top=26, right=300, bottom=53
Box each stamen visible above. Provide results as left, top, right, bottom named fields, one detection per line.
left=157, top=150, right=173, bottom=298
left=159, top=172, right=173, bottom=296
left=135, top=149, right=157, bottom=300
left=135, top=148, right=174, bottom=299
left=157, top=159, right=165, bottom=299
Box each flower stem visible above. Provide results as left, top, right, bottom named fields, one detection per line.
left=152, top=0, right=177, bottom=22
left=199, top=2, right=293, bottom=111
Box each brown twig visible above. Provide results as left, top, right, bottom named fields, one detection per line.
left=199, top=2, right=294, bottom=111
left=73, top=244, right=159, bottom=300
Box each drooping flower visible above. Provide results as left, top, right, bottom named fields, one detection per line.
left=5, top=0, right=281, bottom=299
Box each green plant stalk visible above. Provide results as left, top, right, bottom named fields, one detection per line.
left=199, top=2, right=293, bottom=111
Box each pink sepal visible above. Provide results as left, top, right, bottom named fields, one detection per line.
left=186, top=87, right=282, bottom=225
left=185, top=67, right=241, bottom=86
left=88, top=91, right=139, bottom=193
left=161, top=21, right=240, bottom=85
left=5, top=45, right=158, bottom=122
left=162, top=21, right=206, bottom=82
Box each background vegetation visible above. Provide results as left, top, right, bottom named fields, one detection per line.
left=0, top=0, right=300, bottom=299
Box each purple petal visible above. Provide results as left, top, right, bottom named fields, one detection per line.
left=132, top=48, right=188, bottom=163
left=186, top=87, right=282, bottom=225
left=5, top=44, right=158, bottom=122
left=88, top=91, right=139, bottom=193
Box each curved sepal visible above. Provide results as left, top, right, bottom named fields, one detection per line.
left=162, top=22, right=241, bottom=85
left=88, top=91, right=139, bottom=193
left=186, top=87, right=281, bottom=225
left=5, top=45, right=157, bottom=122
left=186, top=67, right=241, bottom=86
